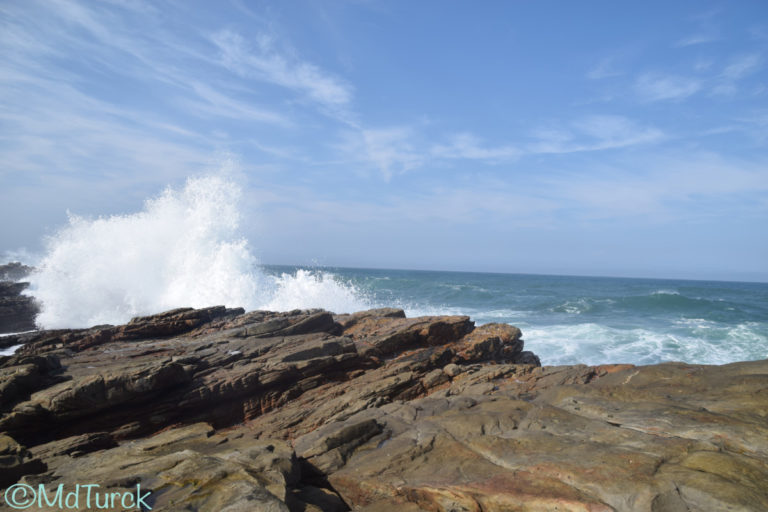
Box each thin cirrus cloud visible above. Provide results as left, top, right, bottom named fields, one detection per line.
left=721, top=54, right=762, bottom=81
left=529, top=116, right=663, bottom=154
left=210, top=29, right=354, bottom=112
left=539, top=150, right=768, bottom=224
left=586, top=57, right=624, bottom=80
left=430, top=134, right=520, bottom=162
left=711, top=54, right=762, bottom=96
left=178, top=81, right=291, bottom=126
left=339, top=115, right=662, bottom=179
left=674, top=33, right=719, bottom=47
left=338, top=127, right=524, bottom=180
left=634, top=73, right=702, bottom=102
left=339, top=127, right=426, bottom=180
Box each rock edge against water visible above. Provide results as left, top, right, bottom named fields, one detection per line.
left=0, top=263, right=38, bottom=335
left=0, top=305, right=766, bottom=511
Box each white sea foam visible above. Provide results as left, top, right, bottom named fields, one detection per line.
left=523, top=321, right=768, bottom=366
left=475, top=309, right=531, bottom=320
left=401, top=304, right=470, bottom=318
left=0, top=344, right=23, bottom=356
left=0, top=330, right=37, bottom=337
left=26, top=175, right=369, bottom=328
left=261, top=269, right=371, bottom=314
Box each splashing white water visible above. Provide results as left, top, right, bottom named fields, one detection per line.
left=27, top=175, right=370, bottom=328
left=262, top=269, right=371, bottom=314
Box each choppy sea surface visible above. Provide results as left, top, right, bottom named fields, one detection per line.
left=15, top=175, right=767, bottom=367
left=264, top=265, right=768, bottom=367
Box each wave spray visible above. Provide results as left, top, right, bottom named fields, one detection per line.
left=28, top=175, right=370, bottom=328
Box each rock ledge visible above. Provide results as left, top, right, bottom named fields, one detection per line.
left=0, top=306, right=765, bottom=512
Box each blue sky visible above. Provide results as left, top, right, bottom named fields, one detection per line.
left=1, top=0, right=767, bottom=281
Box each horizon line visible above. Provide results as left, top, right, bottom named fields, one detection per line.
left=261, top=262, right=768, bottom=286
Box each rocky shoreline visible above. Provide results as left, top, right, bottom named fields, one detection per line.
left=0, top=263, right=38, bottom=336
left=0, top=300, right=766, bottom=510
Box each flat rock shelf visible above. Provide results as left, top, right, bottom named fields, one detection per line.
left=0, top=306, right=766, bottom=511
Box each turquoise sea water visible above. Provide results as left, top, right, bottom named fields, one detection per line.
left=263, top=265, right=768, bottom=367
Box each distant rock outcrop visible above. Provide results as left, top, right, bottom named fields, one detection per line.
left=0, top=306, right=766, bottom=511
left=0, top=262, right=33, bottom=282
left=0, top=262, right=38, bottom=335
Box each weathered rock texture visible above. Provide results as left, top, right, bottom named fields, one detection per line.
left=0, top=263, right=38, bottom=335
left=0, top=306, right=766, bottom=511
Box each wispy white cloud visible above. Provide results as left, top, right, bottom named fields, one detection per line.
left=249, top=180, right=561, bottom=236
left=734, top=111, right=768, bottom=142
left=339, top=126, right=524, bottom=179
left=721, top=54, right=762, bottom=81
left=431, top=134, right=520, bottom=161
left=587, top=57, right=623, bottom=80
left=249, top=148, right=768, bottom=247
left=178, top=81, right=291, bottom=126
left=675, top=33, right=719, bottom=47
left=339, top=127, right=425, bottom=180
left=340, top=115, right=662, bottom=179
left=211, top=29, right=354, bottom=112
left=635, top=73, right=702, bottom=101
left=0, top=75, right=213, bottom=184
left=693, top=58, right=714, bottom=72
left=0, top=0, right=315, bottom=197
left=711, top=54, right=762, bottom=96
left=529, top=116, right=663, bottom=154
left=544, top=151, right=768, bottom=221
left=675, top=7, right=720, bottom=47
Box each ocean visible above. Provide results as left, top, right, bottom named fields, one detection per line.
left=260, top=265, right=768, bottom=367
left=12, top=175, right=768, bottom=367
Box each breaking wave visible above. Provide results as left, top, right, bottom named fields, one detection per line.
left=522, top=321, right=768, bottom=366
left=27, top=175, right=370, bottom=328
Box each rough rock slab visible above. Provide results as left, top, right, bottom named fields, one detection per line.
left=322, top=360, right=768, bottom=511
left=0, top=306, right=766, bottom=511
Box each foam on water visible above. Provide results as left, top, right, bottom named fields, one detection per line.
left=261, top=269, right=371, bottom=314
left=15, top=174, right=768, bottom=366
left=523, top=321, right=767, bottom=366
left=27, top=175, right=369, bottom=328
left=0, top=344, right=23, bottom=356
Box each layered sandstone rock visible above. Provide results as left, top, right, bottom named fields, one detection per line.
left=0, top=306, right=766, bottom=511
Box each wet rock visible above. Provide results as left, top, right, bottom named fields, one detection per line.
left=0, top=281, right=38, bottom=334
left=0, top=263, right=33, bottom=282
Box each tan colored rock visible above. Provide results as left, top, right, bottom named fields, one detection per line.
left=0, top=434, right=46, bottom=487
left=325, top=361, right=768, bottom=511
left=13, top=423, right=307, bottom=512
left=2, top=306, right=765, bottom=511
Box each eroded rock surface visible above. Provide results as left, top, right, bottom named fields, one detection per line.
left=0, top=306, right=765, bottom=511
